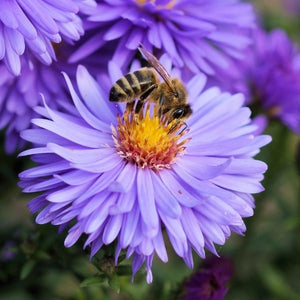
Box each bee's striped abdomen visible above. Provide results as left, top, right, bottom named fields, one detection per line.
left=109, top=68, right=158, bottom=103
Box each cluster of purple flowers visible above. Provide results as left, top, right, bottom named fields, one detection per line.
left=1, top=0, right=298, bottom=287
left=216, top=28, right=300, bottom=134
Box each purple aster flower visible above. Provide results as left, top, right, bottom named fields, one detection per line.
left=70, top=0, right=255, bottom=76
left=19, top=63, right=270, bottom=283
left=217, top=28, right=300, bottom=134
left=283, top=0, right=300, bottom=15
left=0, top=0, right=96, bottom=76
left=180, top=256, right=233, bottom=300
left=0, top=53, right=72, bottom=154
left=0, top=36, right=107, bottom=154
left=0, top=241, right=17, bottom=261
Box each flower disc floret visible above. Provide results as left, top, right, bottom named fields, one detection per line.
left=113, top=103, right=189, bottom=171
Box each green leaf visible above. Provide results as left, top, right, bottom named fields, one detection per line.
left=34, top=250, right=51, bottom=260
left=108, top=275, right=120, bottom=293
left=80, top=276, right=106, bottom=287
left=259, top=264, right=299, bottom=300
left=20, top=260, right=36, bottom=280
left=117, top=265, right=132, bottom=276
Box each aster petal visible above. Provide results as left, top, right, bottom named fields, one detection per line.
left=46, top=183, right=91, bottom=204
left=70, top=154, right=123, bottom=174
left=137, top=168, right=159, bottom=238
left=6, top=27, right=25, bottom=55
left=55, top=170, right=98, bottom=186
left=52, top=207, right=82, bottom=225
left=151, top=171, right=182, bottom=218
left=159, top=213, right=188, bottom=257
left=186, top=74, right=207, bottom=104
left=176, top=156, right=232, bottom=180
left=172, top=163, right=242, bottom=202
left=35, top=204, right=59, bottom=224
left=109, top=163, right=137, bottom=193
left=0, top=30, right=5, bottom=59
left=119, top=204, right=140, bottom=249
left=19, top=161, right=70, bottom=178
left=159, top=22, right=182, bottom=66
left=181, top=207, right=205, bottom=251
left=18, top=0, right=59, bottom=34
left=47, top=143, right=115, bottom=164
left=147, top=23, right=161, bottom=48
left=0, top=1, right=19, bottom=28
left=78, top=193, right=108, bottom=220
left=187, top=135, right=254, bottom=156
left=31, top=118, right=108, bottom=148
left=168, top=14, right=216, bottom=32
left=103, top=214, right=123, bottom=244
left=28, top=194, right=48, bottom=213
left=139, top=238, right=155, bottom=256
left=159, top=170, right=200, bottom=207
left=73, top=168, right=120, bottom=206
left=64, top=224, right=83, bottom=248
left=225, top=159, right=268, bottom=175
left=3, top=29, right=21, bottom=75
left=18, top=147, right=52, bottom=158
left=84, top=194, right=116, bottom=234
left=166, top=229, right=188, bottom=258
left=198, top=216, right=226, bottom=246
left=89, top=5, right=126, bottom=22
left=90, top=237, right=104, bottom=258
left=23, top=177, right=62, bottom=193
left=125, top=27, right=144, bottom=49
left=104, top=19, right=131, bottom=41
left=211, top=174, right=265, bottom=194
left=153, top=226, right=168, bottom=262
left=68, top=32, right=106, bottom=63
left=227, top=135, right=272, bottom=156
left=196, top=197, right=244, bottom=227
left=109, top=187, right=136, bottom=215
left=75, top=65, right=117, bottom=123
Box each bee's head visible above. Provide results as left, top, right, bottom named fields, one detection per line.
left=169, top=104, right=192, bottom=122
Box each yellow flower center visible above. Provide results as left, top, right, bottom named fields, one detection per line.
left=112, top=102, right=190, bottom=171
left=135, top=0, right=177, bottom=9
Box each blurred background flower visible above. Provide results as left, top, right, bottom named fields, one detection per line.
left=0, top=0, right=96, bottom=76
left=179, top=256, right=233, bottom=300
left=215, top=28, right=300, bottom=134
left=70, top=0, right=255, bottom=77
left=0, top=54, right=70, bottom=154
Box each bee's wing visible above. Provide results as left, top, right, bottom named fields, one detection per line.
left=138, top=46, right=175, bottom=92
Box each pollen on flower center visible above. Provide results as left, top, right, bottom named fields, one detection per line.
left=135, top=0, right=176, bottom=10
left=112, top=102, right=190, bottom=171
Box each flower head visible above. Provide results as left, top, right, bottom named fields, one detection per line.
left=0, top=0, right=96, bottom=75
left=70, top=0, right=255, bottom=76
left=180, top=256, right=233, bottom=300
left=0, top=54, right=71, bottom=154
left=19, top=64, right=270, bottom=283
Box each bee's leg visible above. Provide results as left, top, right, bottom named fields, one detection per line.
left=158, top=94, right=164, bottom=116
left=126, top=101, right=135, bottom=111
left=135, top=84, right=158, bottom=113
left=135, top=99, right=145, bottom=114
left=168, top=121, right=188, bottom=135
left=140, top=84, right=158, bottom=101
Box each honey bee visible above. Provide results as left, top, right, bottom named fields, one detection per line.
left=109, top=46, right=192, bottom=123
